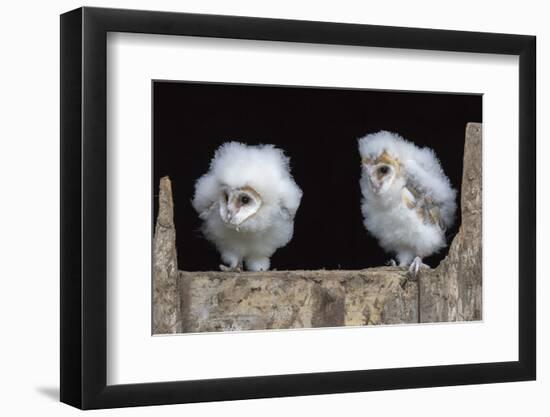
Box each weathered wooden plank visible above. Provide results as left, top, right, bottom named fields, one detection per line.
left=152, top=176, right=182, bottom=334
left=179, top=269, right=418, bottom=333
left=419, top=122, right=482, bottom=322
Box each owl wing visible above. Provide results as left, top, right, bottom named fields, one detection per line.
left=402, top=180, right=446, bottom=231
left=276, top=178, right=303, bottom=221
left=192, top=173, right=220, bottom=219
left=278, top=206, right=296, bottom=221
left=279, top=207, right=290, bottom=221
left=278, top=192, right=299, bottom=220
left=198, top=202, right=216, bottom=220
left=401, top=154, right=456, bottom=231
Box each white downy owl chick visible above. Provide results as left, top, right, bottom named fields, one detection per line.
left=192, top=142, right=303, bottom=272
left=358, top=131, right=457, bottom=276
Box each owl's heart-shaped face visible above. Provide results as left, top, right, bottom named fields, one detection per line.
left=219, top=185, right=263, bottom=228
left=362, top=151, right=400, bottom=195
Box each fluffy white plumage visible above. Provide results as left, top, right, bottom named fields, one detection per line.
left=192, top=142, right=303, bottom=272
left=358, top=131, right=457, bottom=274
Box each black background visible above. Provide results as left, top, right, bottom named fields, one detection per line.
left=153, top=81, right=481, bottom=271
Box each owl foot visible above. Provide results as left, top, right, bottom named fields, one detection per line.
left=387, top=259, right=397, bottom=267
left=245, top=256, right=270, bottom=272
left=407, top=256, right=430, bottom=279
left=219, top=264, right=242, bottom=272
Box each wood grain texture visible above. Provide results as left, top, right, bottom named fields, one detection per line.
left=152, top=176, right=182, bottom=333
left=418, top=122, right=482, bottom=322
left=179, top=269, right=418, bottom=332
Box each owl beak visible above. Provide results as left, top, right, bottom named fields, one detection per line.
left=226, top=210, right=238, bottom=224
left=368, top=176, right=381, bottom=194
left=226, top=210, right=242, bottom=227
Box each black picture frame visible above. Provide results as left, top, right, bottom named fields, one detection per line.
left=60, top=6, right=536, bottom=410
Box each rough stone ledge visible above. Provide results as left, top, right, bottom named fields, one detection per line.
left=153, top=123, right=482, bottom=334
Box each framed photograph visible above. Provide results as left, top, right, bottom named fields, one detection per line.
left=60, top=6, right=536, bottom=409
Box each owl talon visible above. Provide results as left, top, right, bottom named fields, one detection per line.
left=387, top=259, right=397, bottom=267
left=407, top=256, right=429, bottom=279
left=219, top=264, right=242, bottom=273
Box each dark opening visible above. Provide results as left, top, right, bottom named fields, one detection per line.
left=153, top=81, right=482, bottom=271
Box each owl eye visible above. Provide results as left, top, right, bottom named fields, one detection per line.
left=240, top=195, right=250, bottom=205
left=378, top=166, right=389, bottom=175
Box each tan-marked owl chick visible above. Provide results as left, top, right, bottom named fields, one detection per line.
left=358, top=131, right=457, bottom=276
left=192, top=142, right=303, bottom=272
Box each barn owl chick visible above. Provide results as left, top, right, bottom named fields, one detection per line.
left=192, top=142, right=303, bottom=272
left=358, top=131, right=457, bottom=276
